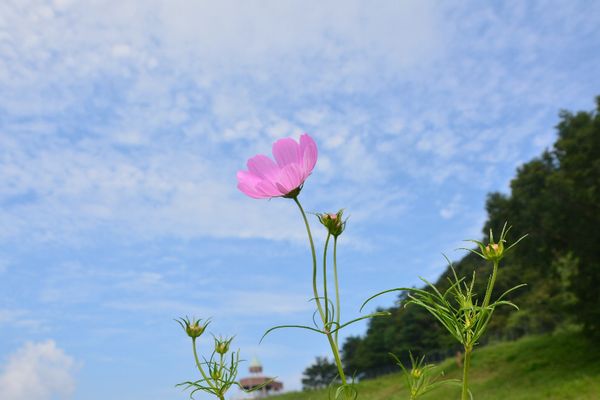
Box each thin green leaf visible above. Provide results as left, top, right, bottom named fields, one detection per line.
left=360, top=287, right=412, bottom=312
left=330, top=311, right=391, bottom=334
left=260, top=324, right=324, bottom=343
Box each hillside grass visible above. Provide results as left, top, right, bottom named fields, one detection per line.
left=270, top=331, right=600, bottom=400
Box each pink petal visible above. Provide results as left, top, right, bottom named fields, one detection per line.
left=299, top=133, right=318, bottom=177
left=272, top=138, right=301, bottom=167
left=237, top=170, right=261, bottom=186
left=236, top=171, right=260, bottom=190
left=247, top=155, right=279, bottom=180
left=237, top=134, right=319, bottom=199
left=256, top=179, right=284, bottom=197
left=237, top=182, right=268, bottom=199
left=236, top=171, right=267, bottom=199
left=275, top=163, right=303, bottom=194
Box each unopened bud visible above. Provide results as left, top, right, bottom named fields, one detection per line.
left=316, top=209, right=347, bottom=237
left=483, top=241, right=504, bottom=262
left=210, top=367, right=221, bottom=380
left=214, top=336, right=234, bottom=355
left=176, top=317, right=210, bottom=340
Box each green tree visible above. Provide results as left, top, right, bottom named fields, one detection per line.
left=341, top=335, right=363, bottom=377
left=301, top=357, right=340, bottom=390
left=549, top=98, right=600, bottom=336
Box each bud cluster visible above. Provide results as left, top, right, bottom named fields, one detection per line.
left=177, top=317, right=266, bottom=399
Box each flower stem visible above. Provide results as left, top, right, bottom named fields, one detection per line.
left=323, top=233, right=331, bottom=324
left=293, top=197, right=326, bottom=326
left=217, top=352, right=225, bottom=397
left=326, top=332, right=348, bottom=387
left=192, top=338, right=216, bottom=391
left=333, top=236, right=341, bottom=346
left=293, top=198, right=348, bottom=395
left=461, top=346, right=472, bottom=400
left=482, top=260, right=499, bottom=308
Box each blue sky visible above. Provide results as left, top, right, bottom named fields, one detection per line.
left=1, top=1, right=599, bottom=399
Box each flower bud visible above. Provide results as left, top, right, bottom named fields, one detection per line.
left=466, top=223, right=527, bottom=263
left=176, top=317, right=210, bottom=340
left=411, top=368, right=423, bottom=379
left=464, top=316, right=472, bottom=329
left=482, top=241, right=504, bottom=262
left=316, top=209, right=347, bottom=237
left=214, top=336, right=234, bottom=355
left=210, top=366, right=221, bottom=380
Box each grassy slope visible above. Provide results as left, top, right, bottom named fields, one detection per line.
left=270, top=332, right=600, bottom=400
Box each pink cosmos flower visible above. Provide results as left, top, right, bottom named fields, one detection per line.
left=237, top=133, right=318, bottom=199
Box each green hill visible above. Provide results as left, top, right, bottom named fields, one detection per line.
left=271, top=331, right=600, bottom=400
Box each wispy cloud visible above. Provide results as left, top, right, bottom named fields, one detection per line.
left=439, top=194, right=463, bottom=220
left=0, top=309, right=46, bottom=332
left=103, top=290, right=313, bottom=318
left=0, top=0, right=442, bottom=244
left=3, top=0, right=598, bottom=246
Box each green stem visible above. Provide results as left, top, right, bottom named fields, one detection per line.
left=482, top=260, right=499, bottom=308
left=333, top=236, right=341, bottom=346
left=326, top=332, right=347, bottom=387
left=219, top=352, right=224, bottom=375
left=192, top=338, right=216, bottom=391
left=218, top=352, right=225, bottom=397
left=326, top=239, right=348, bottom=396
left=323, top=233, right=331, bottom=324
left=461, top=346, right=472, bottom=400
left=293, top=197, right=326, bottom=323
left=293, top=198, right=348, bottom=397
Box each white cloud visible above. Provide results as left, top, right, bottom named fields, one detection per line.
left=416, top=129, right=459, bottom=159
left=110, top=43, right=132, bottom=58
left=153, top=0, right=441, bottom=72
left=439, top=195, right=463, bottom=220
left=0, top=340, right=76, bottom=400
